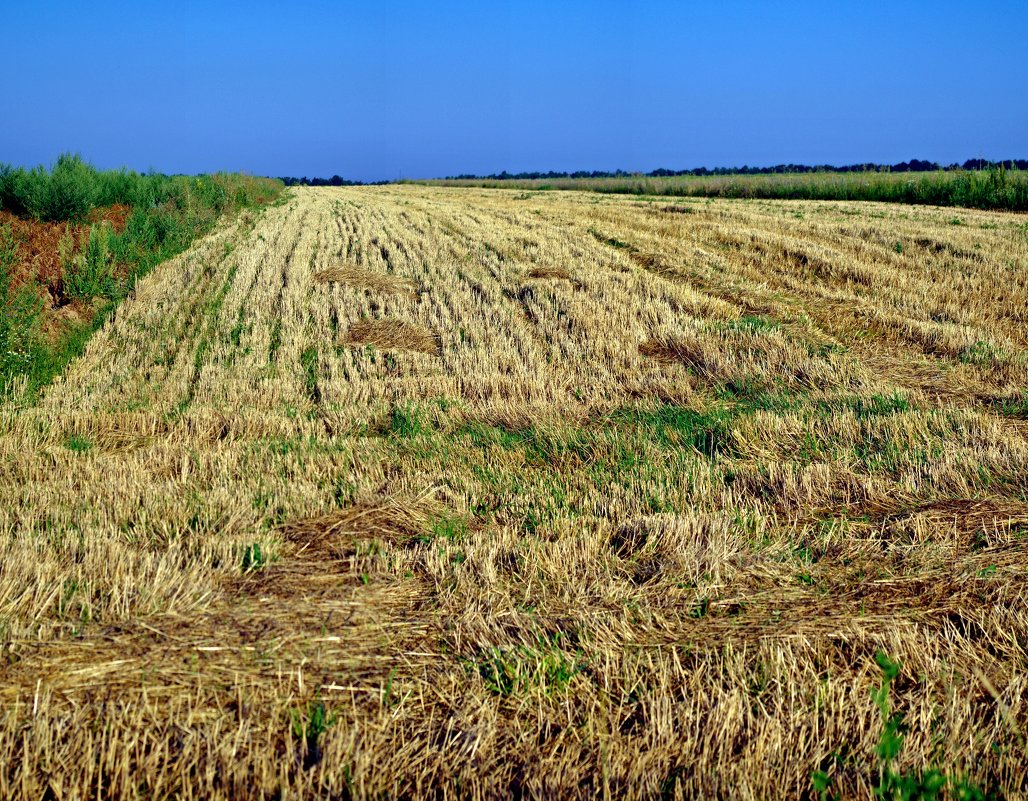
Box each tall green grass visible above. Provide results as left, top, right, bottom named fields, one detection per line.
left=0, top=224, right=43, bottom=382
left=0, top=153, right=282, bottom=222
left=421, top=168, right=1028, bottom=211
left=0, top=154, right=283, bottom=397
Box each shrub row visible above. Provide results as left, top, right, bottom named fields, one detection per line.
left=425, top=167, right=1028, bottom=211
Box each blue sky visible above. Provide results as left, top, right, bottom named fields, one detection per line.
left=2, top=1, right=1025, bottom=181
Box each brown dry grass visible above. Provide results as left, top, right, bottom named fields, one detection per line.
left=343, top=318, right=442, bottom=355
left=314, top=262, right=420, bottom=295
left=525, top=265, right=572, bottom=281
left=1, top=186, right=1027, bottom=799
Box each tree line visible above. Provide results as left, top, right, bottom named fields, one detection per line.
left=445, top=159, right=1028, bottom=181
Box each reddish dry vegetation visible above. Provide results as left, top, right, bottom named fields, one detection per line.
left=0, top=204, right=129, bottom=300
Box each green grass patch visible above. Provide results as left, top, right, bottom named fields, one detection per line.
left=609, top=403, right=738, bottom=457
left=719, top=315, right=780, bottom=334
left=64, top=434, right=92, bottom=454
left=417, top=513, right=470, bottom=544
left=388, top=403, right=434, bottom=439
left=816, top=392, right=910, bottom=419
left=474, top=634, right=582, bottom=696
left=714, top=380, right=802, bottom=413
left=959, top=340, right=1007, bottom=367
left=993, top=394, right=1028, bottom=419
left=453, top=419, right=593, bottom=465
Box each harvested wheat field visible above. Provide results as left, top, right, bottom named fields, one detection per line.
left=1, top=185, right=1027, bottom=799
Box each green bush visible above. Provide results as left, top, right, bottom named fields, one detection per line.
left=0, top=164, right=22, bottom=214
left=64, top=222, right=116, bottom=299
left=21, top=154, right=99, bottom=221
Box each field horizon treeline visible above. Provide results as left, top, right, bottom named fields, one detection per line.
left=440, top=157, right=1028, bottom=181
left=420, top=166, right=1028, bottom=212
left=0, top=153, right=283, bottom=396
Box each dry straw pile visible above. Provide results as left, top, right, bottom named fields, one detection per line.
left=314, top=262, right=420, bottom=296
left=0, top=185, right=1026, bottom=799
left=342, top=319, right=442, bottom=356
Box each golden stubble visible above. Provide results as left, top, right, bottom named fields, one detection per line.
left=0, top=186, right=1026, bottom=799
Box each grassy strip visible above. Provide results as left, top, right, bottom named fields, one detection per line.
left=0, top=155, right=283, bottom=397
left=418, top=167, right=1028, bottom=211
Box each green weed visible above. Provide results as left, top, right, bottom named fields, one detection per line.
left=64, top=435, right=92, bottom=454
left=0, top=225, right=44, bottom=386
left=959, top=340, right=1005, bottom=368
left=870, top=652, right=947, bottom=800
left=65, top=222, right=115, bottom=299
left=418, top=514, right=469, bottom=544
left=291, top=699, right=336, bottom=769
left=688, top=598, right=710, bottom=618
left=814, top=653, right=997, bottom=800
left=611, top=403, right=738, bottom=457
left=388, top=403, right=430, bottom=439
left=476, top=635, right=581, bottom=696
left=993, top=394, right=1027, bottom=419
left=241, top=543, right=267, bottom=572
left=722, top=315, right=780, bottom=334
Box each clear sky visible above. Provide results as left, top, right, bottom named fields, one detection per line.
left=2, top=1, right=1025, bottom=181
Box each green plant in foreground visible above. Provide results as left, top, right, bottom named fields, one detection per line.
left=241, top=543, right=267, bottom=572
left=869, top=652, right=946, bottom=800
left=291, top=699, right=336, bottom=769
left=813, top=653, right=996, bottom=800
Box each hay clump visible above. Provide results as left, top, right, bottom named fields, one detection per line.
left=639, top=336, right=708, bottom=371
left=314, top=263, right=419, bottom=296
left=525, top=266, right=572, bottom=281
left=280, top=494, right=441, bottom=556
left=342, top=319, right=442, bottom=356
left=629, top=251, right=666, bottom=270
